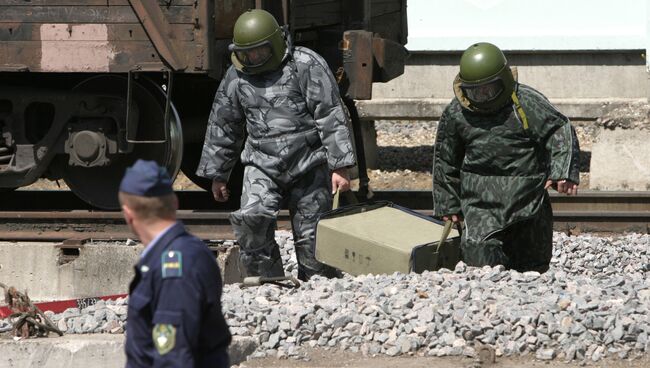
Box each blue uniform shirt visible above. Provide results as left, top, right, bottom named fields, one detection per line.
left=125, top=222, right=231, bottom=367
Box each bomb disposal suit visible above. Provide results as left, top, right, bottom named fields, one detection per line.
left=433, top=43, right=580, bottom=272
left=197, top=10, right=355, bottom=280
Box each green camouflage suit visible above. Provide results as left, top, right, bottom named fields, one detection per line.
left=197, top=46, right=356, bottom=280
left=433, top=84, right=580, bottom=272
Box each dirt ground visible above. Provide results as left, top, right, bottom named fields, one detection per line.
left=1, top=334, right=646, bottom=367
left=238, top=348, right=649, bottom=368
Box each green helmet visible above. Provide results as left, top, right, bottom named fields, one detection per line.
left=453, top=42, right=515, bottom=111
left=230, top=9, right=287, bottom=75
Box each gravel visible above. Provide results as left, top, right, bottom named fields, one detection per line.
left=6, top=231, right=648, bottom=364
left=596, top=102, right=650, bottom=131
left=225, top=231, right=650, bottom=363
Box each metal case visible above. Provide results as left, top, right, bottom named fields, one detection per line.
left=315, top=202, right=461, bottom=276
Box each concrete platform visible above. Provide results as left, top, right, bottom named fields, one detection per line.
left=355, top=98, right=646, bottom=121
left=0, top=242, right=140, bottom=301
left=371, top=51, right=649, bottom=106
left=590, top=129, right=650, bottom=191
left=0, top=335, right=257, bottom=368
left=0, top=241, right=244, bottom=302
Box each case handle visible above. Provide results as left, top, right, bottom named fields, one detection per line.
left=332, top=188, right=358, bottom=210
left=436, top=220, right=453, bottom=253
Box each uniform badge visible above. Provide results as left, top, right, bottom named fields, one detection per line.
left=162, top=251, right=182, bottom=278
left=152, top=324, right=176, bottom=355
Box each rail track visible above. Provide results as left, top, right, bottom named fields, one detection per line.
left=0, top=190, right=648, bottom=241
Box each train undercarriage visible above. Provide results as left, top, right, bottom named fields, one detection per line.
left=0, top=72, right=217, bottom=209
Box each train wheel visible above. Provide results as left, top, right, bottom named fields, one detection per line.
left=62, top=75, right=183, bottom=210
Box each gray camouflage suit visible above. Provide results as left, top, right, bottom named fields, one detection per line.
left=197, top=46, right=356, bottom=280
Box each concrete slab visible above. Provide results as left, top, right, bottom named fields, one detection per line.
left=590, top=129, right=650, bottom=191
left=355, top=98, right=646, bottom=121
left=0, top=334, right=257, bottom=367
left=372, top=52, right=649, bottom=101
left=0, top=242, right=244, bottom=301
left=0, top=334, right=124, bottom=368
left=0, top=242, right=141, bottom=301
left=216, top=245, right=246, bottom=284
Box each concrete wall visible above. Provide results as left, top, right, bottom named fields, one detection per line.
left=360, top=0, right=650, bottom=120
left=0, top=242, right=244, bottom=301
left=373, top=51, right=648, bottom=100
left=0, top=335, right=257, bottom=368
left=361, top=51, right=649, bottom=120
left=0, top=243, right=140, bottom=301
left=590, top=129, right=650, bottom=191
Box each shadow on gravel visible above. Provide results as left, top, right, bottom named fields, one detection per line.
left=377, top=146, right=433, bottom=172
left=376, top=146, right=592, bottom=173
left=580, top=151, right=591, bottom=172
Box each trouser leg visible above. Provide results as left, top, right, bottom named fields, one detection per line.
left=462, top=198, right=553, bottom=273
left=229, top=166, right=284, bottom=277
left=502, top=198, right=553, bottom=273
left=461, top=232, right=509, bottom=268
left=289, top=164, right=341, bottom=281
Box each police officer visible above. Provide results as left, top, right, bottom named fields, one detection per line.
left=433, top=42, right=580, bottom=273
left=196, top=9, right=356, bottom=280
left=120, top=160, right=231, bottom=367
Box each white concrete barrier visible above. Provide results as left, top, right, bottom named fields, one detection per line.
left=0, top=335, right=257, bottom=367
left=0, top=242, right=244, bottom=301
left=0, top=243, right=140, bottom=301
left=355, top=98, right=647, bottom=121
left=590, top=128, right=650, bottom=191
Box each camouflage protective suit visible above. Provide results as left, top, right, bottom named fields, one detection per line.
left=197, top=46, right=356, bottom=280
left=433, top=83, right=580, bottom=272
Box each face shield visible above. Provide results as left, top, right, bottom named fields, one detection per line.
left=230, top=41, right=273, bottom=68
left=461, top=78, right=504, bottom=104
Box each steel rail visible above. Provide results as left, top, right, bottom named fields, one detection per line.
left=4, top=190, right=650, bottom=210
left=0, top=210, right=292, bottom=242
left=0, top=190, right=647, bottom=241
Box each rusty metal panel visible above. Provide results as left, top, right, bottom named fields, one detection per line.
left=341, top=30, right=374, bottom=100
left=0, top=6, right=195, bottom=24
left=127, top=0, right=188, bottom=71
left=0, top=23, right=195, bottom=42
left=372, top=36, right=407, bottom=82
left=215, top=0, right=254, bottom=39
left=291, top=0, right=343, bottom=30
left=0, top=1, right=212, bottom=73
left=194, top=0, right=215, bottom=72
left=0, top=1, right=195, bottom=5
left=341, top=30, right=407, bottom=100
left=0, top=33, right=195, bottom=73
left=365, top=0, right=407, bottom=44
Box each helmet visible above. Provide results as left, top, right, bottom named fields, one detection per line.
left=453, top=42, right=515, bottom=111
left=230, top=9, right=287, bottom=74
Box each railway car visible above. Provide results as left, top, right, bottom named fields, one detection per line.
left=0, top=0, right=407, bottom=209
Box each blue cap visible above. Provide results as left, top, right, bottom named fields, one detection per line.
left=119, top=160, right=174, bottom=197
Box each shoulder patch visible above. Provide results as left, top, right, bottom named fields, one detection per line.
left=152, top=324, right=176, bottom=355
left=161, top=250, right=183, bottom=278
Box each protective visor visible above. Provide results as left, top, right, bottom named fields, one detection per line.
left=461, top=78, right=504, bottom=104
left=229, top=41, right=273, bottom=68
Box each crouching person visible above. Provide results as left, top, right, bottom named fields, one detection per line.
left=120, top=159, right=231, bottom=367
left=433, top=43, right=580, bottom=273
left=197, top=10, right=356, bottom=281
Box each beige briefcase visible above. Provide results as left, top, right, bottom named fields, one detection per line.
left=315, top=201, right=460, bottom=276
